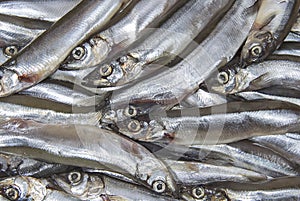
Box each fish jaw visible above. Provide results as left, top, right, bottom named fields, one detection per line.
left=0, top=69, right=28, bottom=97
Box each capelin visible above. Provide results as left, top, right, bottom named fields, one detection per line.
left=62, top=36, right=111, bottom=70
left=241, top=30, right=274, bottom=65
left=0, top=68, right=22, bottom=97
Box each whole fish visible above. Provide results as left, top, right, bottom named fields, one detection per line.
left=251, top=133, right=300, bottom=165
left=241, top=0, right=300, bottom=65
left=163, top=160, right=267, bottom=185
left=104, top=0, right=257, bottom=116
left=0, top=0, right=80, bottom=22
left=19, top=82, right=105, bottom=108
left=0, top=0, right=130, bottom=97
left=83, top=0, right=235, bottom=87
left=62, top=0, right=181, bottom=70
left=103, top=100, right=300, bottom=145
left=210, top=56, right=300, bottom=94
left=0, top=119, right=177, bottom=195
left=0, top=102, right=102, bottom=126
left=52, top=170, right=179, bottom=201
left=202, top=177, right=300, bottom=201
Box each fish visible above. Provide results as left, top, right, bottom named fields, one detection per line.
left=291, top=9, right=300, bottom=34
left=0, top=176, right=47, bottom=201
left=0, top=102, right=102, bottom=126
left=203, top=177, right=300, bottom=201
left=52, top=170, right=179, bottom=201
left=273, top=41, right=300, bottom=57
left=103, top=100, right=300, bottom=145
left=210, top=56, right=300, bottom=94
left=104, top=0, right=257, bottom=116
left=62, top=0, right=181, bottom=70
left=0, top=119, right=177, bottom=195
left=19, top=81, right=105, bottom=108
left=251, top=133, right=300, bottom=166
left=0, top=0, right=130, bottom=97
left=0, top=0, right=80, bottom=22
left=163, top=160, right=267, bottom=185
left=284, top=31, right=300, bottom=42
left=241, top=0, right=300, bottom=65
left=82, top=0, right=235, bottom=87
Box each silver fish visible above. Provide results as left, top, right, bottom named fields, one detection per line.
left=241, top=0, right=300, bottom=64
left=251, top=133, right=300, bottom=165
left=62, top=0, right=180, bottom=70
left=52, top=171, right=179, bottom=201
left=105, top=0, right=257, bottom=115
left=104, top=100, right=300, bottom=145
left=0, top=176, right=48, bottom=201
left=0, top=120, right=177, bottom=195
left=291, top=9, right=300, bottom=34
left=19, top=82, right=105, bottom=108
left=273, top=41, right=300, bottom=57
left=83, top=0, right=235, bottom=87
left=0, top=0, right=80, bottom=22
left=0, top=0, right=129, bottom=97
left=284, top=31, right=300, bottom=42
left=204, top=177, right=300, bottom=201
left=0, top=102, right=102, bottom=126
left=211, top=56, right=300, bottom=94
left=163, top=160, right=267, bottom=185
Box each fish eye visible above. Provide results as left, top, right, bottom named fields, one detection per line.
left=118, top=56, right=128, bottom=64
left=3, top=185, right=20, bottom=201
left=192, top=186, right=205, bottom=199
left=67, top=171, right=82, bottom=185
left=99, top=64, right=113, bottom=77
left=4, top=46, right=18, bottom=57
left=250, top=45, right=262, bottom=57
left=152, top=180, right=166, bottom=193
left=124, top=105, right=137, bottom=117
left=72, top=46, right=85, bottom=60
left=127, top=120, right=141, bottom=132
left=217, top=71, right=229, bottom=84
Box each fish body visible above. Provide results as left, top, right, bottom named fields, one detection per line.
left=83, top=0, right=235, bottom=87
left=0, top=120, right=177, bottom=195
left=62, top=0, right=180, bottom=70
left=0, top=0, right=129, bottom=97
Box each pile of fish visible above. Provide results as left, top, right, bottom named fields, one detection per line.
left=0, top=0, right=300, bottom=200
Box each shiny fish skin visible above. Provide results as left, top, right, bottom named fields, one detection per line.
left=52, top=171, right=179, bottom=201
left=241, top=0, right=300, bottom=65
left=19, top=82, right=104, bottom=107
left=0, top=120, right=177, bottom=195
left=107, top=0, right=257, bottom=113
left=0, top=0, right=80, bottom=22
left=62, top=0, right=180, bottom=70
left=273, top=41, right=300, bottom=57
left=0, top=102, right=102, bottom=126
left=108, top=100, right=300, bottom=145
left=291, top=10, right=300, bottom=34
left=163, top=160, right=267, bottom=185
left=251, top=133, right=300, bottom=165
left=0, top=0, right=129, bottom=97
left=211, top=56, right=300, bottom=94
left=83, top=0, right=235, bottom=87
left=284, top=31, right=300, bottom=42
left=236, top=91, right=300, bottom=107
left=204, top=177, right=300, bottom=201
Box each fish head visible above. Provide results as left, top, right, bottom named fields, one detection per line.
left=62, top=36, right=111, bottom=70
left=0, top=177, right=46, bottom=201
left=82, top=54, right=142, bottom=87
left=181, top=186, right=229, bottom=201
left=0, top=68, right=26, bottom=97
left=52, top=171, right=104, bottom=199
left=241, top=30, right=274, bottom=65
left=209, top=68, right=240, bottom=94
